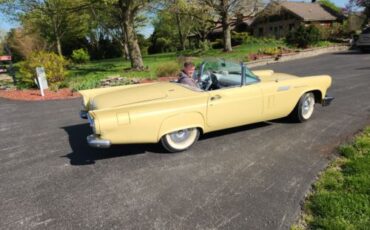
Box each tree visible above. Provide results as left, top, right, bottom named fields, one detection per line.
left=201, top=0, right=260, bottom=52
left=163, top=0, right=198, bottom=51
left=318, top=0, right=341, bottom=14
left=200, top=0, right=259, bottom=52
left=348, top=0, right=370, bottom=19
left=0, top=0, right=91, bottom=56
left=98, top=0, right=151, bottom=70
left=5, top=28, right=50, bottom=59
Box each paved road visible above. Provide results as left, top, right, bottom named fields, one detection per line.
left=1, top=51, right=369, bottom=230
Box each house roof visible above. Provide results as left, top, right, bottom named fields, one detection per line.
left=281, top=2, right=337, bottom=21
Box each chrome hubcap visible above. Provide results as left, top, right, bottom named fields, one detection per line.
left=169, top=129, right=191, bottom=143
left=302, top=94, right=314, bottom=119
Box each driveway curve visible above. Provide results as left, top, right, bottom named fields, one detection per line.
left=1, top=51, right=369, bottom=229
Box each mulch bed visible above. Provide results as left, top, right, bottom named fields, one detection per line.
left=0, top=76, right=178, bottom=101
left=0, top=88, right=81, bottom=101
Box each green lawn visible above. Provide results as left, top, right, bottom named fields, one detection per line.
left=292, top=127, right=370, bottom=230
left=67, top=40, right=286, bottom=90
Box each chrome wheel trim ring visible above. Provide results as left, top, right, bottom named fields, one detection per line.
left=165, top=128, right=197, bottom=150
left=302, top=93, right=315, bottom=120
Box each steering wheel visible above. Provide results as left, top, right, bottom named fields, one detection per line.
left=199, top=71, right=219, bottom=91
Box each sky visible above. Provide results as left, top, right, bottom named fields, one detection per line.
left=0, top=0, right=352, bottom=37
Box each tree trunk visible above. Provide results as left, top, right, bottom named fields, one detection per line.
left=221, top=12, right=232, bottom=52
left=56, top=35, right=63, bottom=56
left=122, top=43, right=129, bottom=60
left=122, top=13, right=144, bottom=70
left=175, top=12, right=186, bottom=51
left=52, top=17, right=63, bottom=56
left=220, top=0, right=232, bottom=52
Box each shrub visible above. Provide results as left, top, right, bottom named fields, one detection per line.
left=199, top=40, right=212, bottom=52
left=231, top=32, right=250, bottom=46
left=286, top=25, right=321, bottom=48
left=258, top=47, right=282, bottom=55
left=71, top=48, right=90, bottom=64
left=211, top=39, right=224, bottom=49
left=156, top=62, right=180, bottom=78
left=18, top=51, right=68, bottom=89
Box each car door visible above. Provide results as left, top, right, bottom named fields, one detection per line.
left=206, top=84, right=263, bottom=130
left=259, top=79, right=300, bottom=121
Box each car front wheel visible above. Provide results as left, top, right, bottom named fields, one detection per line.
left=292, top=92, right=315, bottom=122
left=161, top=128, right=200, bottom=153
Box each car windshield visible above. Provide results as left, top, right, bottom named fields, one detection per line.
left=200, top=59, right=259, bottom=87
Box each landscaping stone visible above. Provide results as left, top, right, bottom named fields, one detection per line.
left=99, top=76, right=141, bottom=87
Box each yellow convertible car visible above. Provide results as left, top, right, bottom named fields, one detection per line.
left=79, top=59, right=334, bottom=152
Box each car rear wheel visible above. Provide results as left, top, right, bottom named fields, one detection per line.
left=161, top=128, right=200, bottom=153
left=291, top=92, right=315, bottom=122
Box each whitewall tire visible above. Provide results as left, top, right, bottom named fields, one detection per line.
left=291, top=92, right=316, bottom=122
left=161, top=128, right=200, bottom=153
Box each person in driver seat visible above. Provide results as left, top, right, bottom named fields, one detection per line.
left=177, top=62, right=198, bottom=88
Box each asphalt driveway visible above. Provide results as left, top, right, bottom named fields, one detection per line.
left=1, top=51, right=370, bottom=230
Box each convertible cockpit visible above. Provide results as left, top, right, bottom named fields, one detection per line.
left=197, top=59, right=260, bottom=91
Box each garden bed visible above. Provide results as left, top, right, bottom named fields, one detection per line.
left=0, top=88, right=81, bottom=101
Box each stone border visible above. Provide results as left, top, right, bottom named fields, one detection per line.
left=246, top=45, right=350, bottom=68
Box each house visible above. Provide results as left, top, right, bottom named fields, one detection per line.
left=251, top=1, right=339, bottom=38
left=206, top=15, right=255, bottom=41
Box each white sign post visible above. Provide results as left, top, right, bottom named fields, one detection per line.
left=35, top=67, right=48, bottom=97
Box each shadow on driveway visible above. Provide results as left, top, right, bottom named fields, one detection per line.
left=62, top=121, right=282, bottom=165
left=61, top=123, right=166, bottom=165
left=332, top=50, right=367, bottom=55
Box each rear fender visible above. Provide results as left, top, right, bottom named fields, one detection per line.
left=158, top=112, right=205, bottom=141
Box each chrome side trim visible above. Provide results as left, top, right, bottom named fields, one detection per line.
left=87, top=135, right=111, bottom=148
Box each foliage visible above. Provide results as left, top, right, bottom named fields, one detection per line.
left=1, top=0, right=92, bottom=56
left=71, top=48, right=90, bottom=64
left=155, top=61, right=180, bottom=78
left=318, top=0, right=342, bottom=14
left=231, top=31, right=250, bottom=46
left=68, top=39, right=287, bottom=90
left=148, top=0, right=215, bottom=54
left=286, top=25, right=321, bottom=48
left=18, top=51, right=68, bottom=89
left=200, top=0, right=263, bottom=51
left=348, top=0, right=370, bottom=18
left=5, top=28, right=49, bottom=60
left=257, top=47, right=281, bottom=55
left=300, top=127, right=370, bottom=230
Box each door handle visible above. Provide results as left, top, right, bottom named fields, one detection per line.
left=210, top=95, right=222, bottom=101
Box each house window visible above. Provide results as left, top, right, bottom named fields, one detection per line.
left=289, top=23, right=295, bottom=31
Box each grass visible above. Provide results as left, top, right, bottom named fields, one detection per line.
left=66, top=39, right=286, bottom=90
left=292, top=127, right=370, bottom=230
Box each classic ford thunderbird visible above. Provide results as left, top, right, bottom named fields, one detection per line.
left=79, top=59, right=334, bottom=152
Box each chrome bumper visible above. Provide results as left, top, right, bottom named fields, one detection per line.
left=322, top=96, right=334, bottom=107
left=80, top=110, right=88, bottom=119
left=87, top=134, right=111, bottom=148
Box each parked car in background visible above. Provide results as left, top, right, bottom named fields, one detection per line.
left=356, top=27, right=370, bottom=52
left=79, top=59, right=334, bottom=152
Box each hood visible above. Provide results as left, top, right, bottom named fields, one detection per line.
left=91, top=83, right=168, bottom=110
left=253, top=70, right=297, bottom=82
